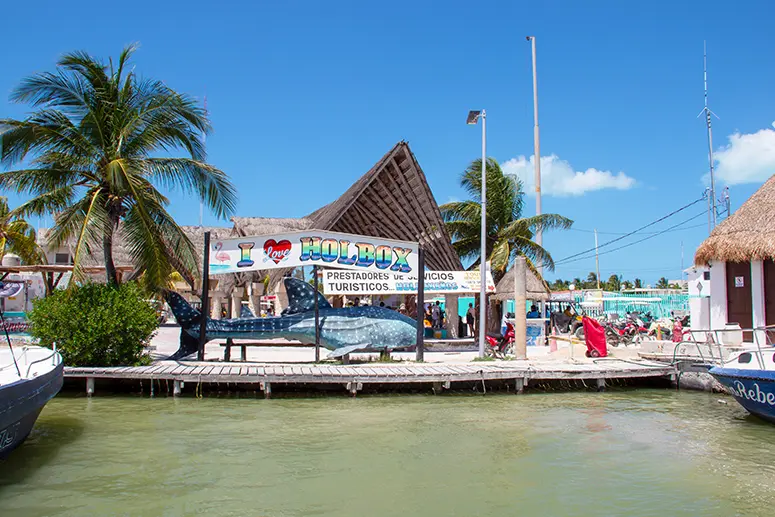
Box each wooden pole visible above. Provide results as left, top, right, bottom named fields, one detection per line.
left=514, top=256, right=527, bottom=360
left=314, top=264, right=320, bottom=362
left=198, top=231, right=211, bottom=361
left=416, top=246, right=425, bottom=362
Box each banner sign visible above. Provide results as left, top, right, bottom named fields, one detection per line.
left=209, top=231, right=418, bottom=276
left=322, top=269, right=496, bottom=295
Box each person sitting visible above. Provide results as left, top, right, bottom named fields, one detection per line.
left=527, top=305, right=541, bottom=318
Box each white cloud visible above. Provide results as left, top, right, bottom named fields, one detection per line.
left=500, top=154, right=636, bottom=197
left=714, top=126, right=775, bottom=185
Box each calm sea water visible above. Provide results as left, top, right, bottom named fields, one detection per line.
left=1, top=390, right=773, bottom=517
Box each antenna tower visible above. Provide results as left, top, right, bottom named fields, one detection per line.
left=698, top=41, right=719, bottom=232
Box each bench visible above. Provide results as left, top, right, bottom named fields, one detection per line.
left=220, top=338, right=248, bottom=362
left=219, top=338, right=317, bottom=361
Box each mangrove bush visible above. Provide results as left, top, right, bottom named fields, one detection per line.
left=29, top=282, right=158, bottom=366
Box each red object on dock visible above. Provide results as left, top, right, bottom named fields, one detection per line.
left=583, top=316, right=607, bottom=358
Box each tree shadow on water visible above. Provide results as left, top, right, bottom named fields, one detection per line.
left=0, top=416, right=85, bottom=489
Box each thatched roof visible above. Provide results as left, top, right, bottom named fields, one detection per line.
left=181, top=225, right=236, bottom=261
left=232, top=142, right=462, bottom=272
left=37, top=228, right=135, bottom=268
left=493, top=265, right=551, bottom=301
left=230, top=217, right=314, bottom=236
left=695, top=175, right=775, bottom=264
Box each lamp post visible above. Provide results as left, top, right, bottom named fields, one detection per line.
left=467, top=109, right=487, bottom=357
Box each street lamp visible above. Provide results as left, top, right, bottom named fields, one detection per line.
left=467, top=109, right=487, bottom=357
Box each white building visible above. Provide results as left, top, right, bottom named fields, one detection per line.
left=694, top=175, right=775, bottom=344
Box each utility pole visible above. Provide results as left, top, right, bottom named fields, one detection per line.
left=527, top=36, right=542, bottom=274
left=594, top=229, right=600, bottom=290
left=699, top=41, right=718, bottom=232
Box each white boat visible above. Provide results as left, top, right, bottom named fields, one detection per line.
left=0, top=281, right=63, bottom=459
left=710, top=346, right=775, bottom=423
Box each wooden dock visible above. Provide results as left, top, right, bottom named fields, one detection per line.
left=64, top=359, right=677, bottom=397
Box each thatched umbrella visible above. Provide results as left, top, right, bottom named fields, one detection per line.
left=695, top=175, right=775, bottom=264
left=493, top=264, right=551, bottom=302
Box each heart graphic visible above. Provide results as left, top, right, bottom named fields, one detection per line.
left=263, top=239, right=292, bottom=264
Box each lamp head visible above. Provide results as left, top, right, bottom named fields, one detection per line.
left=466, top=110, right=482, bottom=125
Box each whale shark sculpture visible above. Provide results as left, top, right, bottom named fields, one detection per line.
left=165, top=278, right=418, bottom=360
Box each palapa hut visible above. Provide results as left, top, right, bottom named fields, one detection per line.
left=231, top=142, right=461, bottom=271
left=227, top=141, right=466, bottom=334
left=694, top=175, right=775, bottom=340
left=494, top=265, right=551, bottom=302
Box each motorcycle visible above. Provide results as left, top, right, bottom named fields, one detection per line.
left=604, top=320, right=639, bottom=346
left=485, top=322, right=515, bottom=359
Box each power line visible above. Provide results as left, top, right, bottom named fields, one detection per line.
left=555, top=265, right=689, bottom=274
left=568, top=223, right=706, bottom=236
left=540, top=196, right=706, bottom=269
left=555, top=211, right=707, bottom=267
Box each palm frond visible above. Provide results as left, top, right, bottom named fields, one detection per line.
left=501, top=214, right=573, bottom=239
left=144, top=158, right=237, bottom=218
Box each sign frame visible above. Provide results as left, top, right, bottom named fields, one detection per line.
left=208, top=230, right=419, bottom=277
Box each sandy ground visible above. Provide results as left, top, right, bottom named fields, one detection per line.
left=149, top=325, right=641, bottom=364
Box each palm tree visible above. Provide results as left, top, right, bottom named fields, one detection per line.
left=656, top=277, right=669, bottom=289
left=0, top=45, right=236, bottom=289
left=606, top=274, right=621, bottom=292
left=440, top=158, right=572, bottom=283
left=0, top=197, right=41, bottom=264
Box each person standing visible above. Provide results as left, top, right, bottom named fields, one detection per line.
left=466, top=303, right=475, bottom=337
left=431, top=301, right=442, bottom=329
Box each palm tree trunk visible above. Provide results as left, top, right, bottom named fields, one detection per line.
left=103, top=223, right=118, bottom=286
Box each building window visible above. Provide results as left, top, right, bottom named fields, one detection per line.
left=54, top=253, right=72, bottom=265
left=704, top=271, right=710, bottom=281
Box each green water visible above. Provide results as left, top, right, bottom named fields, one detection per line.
left=1, top=391, right=774, bottom=517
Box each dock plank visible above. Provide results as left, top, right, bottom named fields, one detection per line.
left=63, top=358, right=674, bottom=392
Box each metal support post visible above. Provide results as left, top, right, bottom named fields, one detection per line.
left=198, top=231, right=211, bottom=361
left=416, top=246, right=425, bottom=362
left=314, top=265, right=320, bottom=362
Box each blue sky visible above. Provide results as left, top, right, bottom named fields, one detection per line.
left=2, top=0, right=774, bottom=285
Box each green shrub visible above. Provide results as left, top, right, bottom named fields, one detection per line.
left=28, top=282, right=159, bottom=367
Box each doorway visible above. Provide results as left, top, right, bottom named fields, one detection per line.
left=763, top=261, right=775, bottom=342
left=726, top=261, right=753, bottom=340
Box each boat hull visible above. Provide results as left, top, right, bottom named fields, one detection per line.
left=0, top=361, right=63, bottom=459
left=709, top=367, right=775, bottom=423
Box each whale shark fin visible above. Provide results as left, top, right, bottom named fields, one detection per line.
left=240, top=304, right=254, bottom=318
left=282, top=277, right=332, bottom=315
left=163, top=290, right=204, bottom=330
left=327, top=344, right=371, bottom=359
